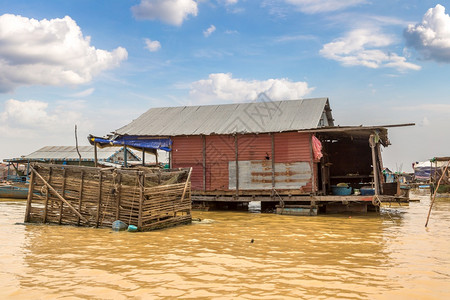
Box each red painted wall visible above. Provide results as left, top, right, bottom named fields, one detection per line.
left=172, top=132, right=315, bottom=193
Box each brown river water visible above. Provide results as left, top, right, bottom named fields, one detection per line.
left=1, top=192, right=449, bottom=299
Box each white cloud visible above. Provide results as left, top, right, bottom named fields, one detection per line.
left=189, top=73, right=313, bottom=103
left=0, top=99, right=90, bottom=137
left=0, top=14, right=127, bottom=93
left=144, top=38, right=162, bottom=52
left=131, top=0, right=198, bottom=26
left=404, top=4, right=450, bottom=63
left=203, top=25, right=216, bottom=37
left=222, top=0, right=238, bottom=5
left=320, top=28, right=421, bottom=71
left=284, top=0, right=367, bottom=14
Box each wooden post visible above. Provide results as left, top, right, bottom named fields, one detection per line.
left=96, top=171, right=103, bottom=227
left=24, top=167, right=35, bottom=222
left=138, top=172, right=144, bottom=230
left=94, top=142, right=98, bottom=167
left=369, top=134, right=380, bottom=196
left=77, top=170, right=84, bottom=225
left=426, top=160, right=450, bottom=227
left=180, top=168, right=193, bottom=203
left=43, top=167, right=53, bottom=223
left=309, top=134, right=316, bottom=195
left=124, top=145, right=128, bottom=168
left=58, top=168, right=67, bottom=225
left=271, top=133, right=275, bottom=191
left=235, top=135, right=239, bottom=197
left=155, top=149, right=159, bottom=165
left=115, top=173, right=122, bottom=220
left=31, top=167, right=89, bottom=223
left=142, top=149, right=145, bottom=166
left=202, top=135, right=206, bottom=192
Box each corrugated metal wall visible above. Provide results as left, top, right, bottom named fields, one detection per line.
left=172, top=132, right=315, bottom=193
left=172, top=136, right=203, bottom=190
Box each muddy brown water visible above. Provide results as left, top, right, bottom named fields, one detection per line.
left=1, top=193, right=449, bottom=299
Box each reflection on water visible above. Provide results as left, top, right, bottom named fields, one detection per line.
left=1, top=194, right=449, bottom=299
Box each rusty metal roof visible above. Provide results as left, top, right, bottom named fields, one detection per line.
left=115, top=98, right=333, bottom=136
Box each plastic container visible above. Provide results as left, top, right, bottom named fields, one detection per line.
left=112, top=220, right=128, bottom=231
left=127, top=225, right=138, bottom=232
left=360, top=187, right=375, bottom=195
left=331, top=185, right=352, bottom=196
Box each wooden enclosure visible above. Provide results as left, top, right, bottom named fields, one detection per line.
left=24, top=163, right=192, bottom=231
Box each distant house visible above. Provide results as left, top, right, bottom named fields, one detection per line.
left=90, top=97, right=413, bottom=212
left=5, top=146, right=141, bottom=168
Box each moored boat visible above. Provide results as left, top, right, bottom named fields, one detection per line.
left=0, top=184, right=29, bottom=199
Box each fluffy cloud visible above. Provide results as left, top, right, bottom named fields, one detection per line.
left=404, top=4, right=450, bottom=63
left=0, top=14, right=127, bottom=93
left=203, top=25, right=216, bottom=37
left=144, top=38, right=162, bottom=52
left=190, top=73, right=313, bottom=103
left=0, top=99, right=90, bottom=137
left=320, top=28, right=421, bottom=71
left=131, top=0, right=198, bottom=26
left=284, top=0, right=366, bottom=14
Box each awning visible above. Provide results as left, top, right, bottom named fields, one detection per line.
left=88, top=135, right=172, bottom=152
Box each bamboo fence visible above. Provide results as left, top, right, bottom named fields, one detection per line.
left=24, top=163, right=192, bottom=231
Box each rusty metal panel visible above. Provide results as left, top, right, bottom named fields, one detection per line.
left=172, top=136, right=203, bottom=190
left=229, top=160, right=311, bottom=190
left=205, top=135, right=234, bottom=191
left=274, top=132, right=311, bottom=162
left=238, top=134, right=272, bottom=161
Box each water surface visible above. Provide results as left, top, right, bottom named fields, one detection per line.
left=1, top=194, right=449, bottom=299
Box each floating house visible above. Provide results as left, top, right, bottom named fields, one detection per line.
left=90, top=98, right=413, bottom=214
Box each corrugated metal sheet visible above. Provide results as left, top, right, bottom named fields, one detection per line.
left=21, top=146, right=140, bottom=162
left=229, top=160, right=311, bottom=190
left=115, top=98, right=332, bottom=136
left=274, top=132, right=311, bottom=162
left=205, top=135, right=234, bottom=191
left=172, top=136, right=203, bottom=190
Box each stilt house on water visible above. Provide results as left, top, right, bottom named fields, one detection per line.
left=90, top=97, right=414, bottom=214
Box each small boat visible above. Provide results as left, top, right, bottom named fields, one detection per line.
left=0, top=184, right=29, bottom=199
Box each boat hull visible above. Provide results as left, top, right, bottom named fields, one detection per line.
left=0, top=185, right=29, bottom=199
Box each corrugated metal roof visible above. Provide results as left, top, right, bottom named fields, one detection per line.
left=21, top=146, right=140, bottom=162
left=115, top=98, right=333, bottom=136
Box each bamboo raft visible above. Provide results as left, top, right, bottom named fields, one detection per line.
left=24, top=163, right=192, bottom=231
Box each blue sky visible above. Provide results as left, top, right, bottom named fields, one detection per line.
left=0, top=0, right=449, bottom=172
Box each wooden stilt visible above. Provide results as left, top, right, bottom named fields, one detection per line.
left=77, top=170, right=84, bottom=226
left=43, top=167, right=53, bottom=223
left=24, top=168, right=35, bottom=222
left=138, top=172, right=145, bottom=230
left=59, top=169, right=67, bottom=225
left=116, top=173, right=122, bottom=220
left=96, top=171, right=103, bottom=227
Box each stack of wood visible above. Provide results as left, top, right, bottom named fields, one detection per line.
left=24, top=163, right=192, bottom=231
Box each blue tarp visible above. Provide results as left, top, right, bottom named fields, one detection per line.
left=89, top=135, right=172, bottom=152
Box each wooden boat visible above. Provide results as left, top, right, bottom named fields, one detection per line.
left=0, top=184, right=29, bottom=199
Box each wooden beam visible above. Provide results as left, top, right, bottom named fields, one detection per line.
left=180, top=168, right=193, bottom=203
left=43, top=167, right=53, bottom=223
left=202, top=135, right=206, bottom=192
left=95, top=171, right=103, bottom=227
left=271, top=133, right=275, bottom=190
left=77, top=170, right=84, bottom=226
left=369, top=134, right=380, bottom=196
left=24, top=167, right=35, bottom=222
left=115, top=173, right=122, bottom=221
left=142, top=149, right=145, bottom=166
left=31, top=167, right=89, bottom=223
left=138, top=172, right=144, bottom=230
left=235, top=135, right=239, bottom=197
left=94, top=142, right=98, bottom=168
left=58, top=168, right=67, bottom=225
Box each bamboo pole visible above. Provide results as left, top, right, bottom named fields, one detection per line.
left=24, top=168, right=35, bottom=222
left=31, top=167, right=89, bottom=224
left=138, top=172, right=144, bottom=230
left=425, top=160, right=450, bottom=227
left=58, top=168, right=67, bottom=225
left=43, top=167, right=53, bottom=223
left=77, top=170, right=84, bottom=225
left=369, top=134, right=380, bottom=196
left=180, top=168, right=193, bottom=203
left=96, top=171, right=103, bottom=227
